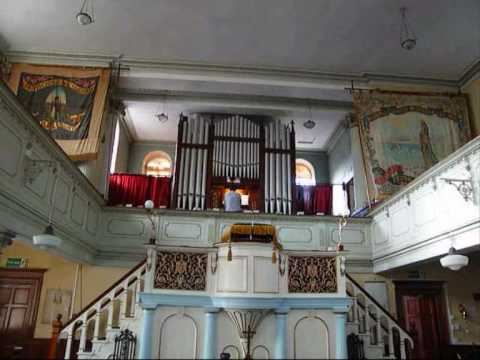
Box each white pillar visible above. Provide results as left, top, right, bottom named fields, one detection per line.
left=335, top=311, right=348, bottom=359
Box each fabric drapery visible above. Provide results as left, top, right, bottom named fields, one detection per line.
left=295, top=184, right=332, bottom=215
left=108, top=174, right=171, bottom=208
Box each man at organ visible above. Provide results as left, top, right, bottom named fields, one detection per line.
left=224, top=178, right=242, bottom=212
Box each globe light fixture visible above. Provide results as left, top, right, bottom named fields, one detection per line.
left=303, top=102, right=315, bottom=129
left=440, top=247, right=469, bottom=271
left=77, top=0, right=94, bottom=26
left=33, top=224, right=62, bottom=250
left=155, top=113, right=169, bottom=123
left=400, top=7, right=417, bottom=50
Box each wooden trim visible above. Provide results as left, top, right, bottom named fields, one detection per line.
left=265, top=148, right=291, bottom=154
left=259, top=124, right=265, bottom=212
left=205, top=118, right=215, bottom=209
left=180, top=143, right=210, bottom=150
left=172, top=115, right=184, bottom=209
left=290, top=122, right=296, bottom=214
left=213, top=135, right=261, bottom=143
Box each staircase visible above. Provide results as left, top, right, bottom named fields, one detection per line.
left=346, top=274, right=413, bottom=359
left=61, top=260, right=147, bottom=359
left=60, top=261, right=411, bottom=360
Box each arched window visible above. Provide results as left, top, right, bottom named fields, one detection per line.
left=142, top=151, right=172, bottom=177
left=295, top=159, right=316, bottom=186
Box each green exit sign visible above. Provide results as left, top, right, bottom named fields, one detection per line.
left=6, top=257, right=25, bottom=268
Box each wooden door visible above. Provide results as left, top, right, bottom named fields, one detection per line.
left=395, top=281, right=449, bottom=360
left=0, top=269, right=45, bottom=358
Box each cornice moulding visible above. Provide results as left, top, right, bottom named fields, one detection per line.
left=326, top=121, right=348, bottom=154
left=116, top=89, right=353, bottom=112
left=5, top=50, right=471, bottom=89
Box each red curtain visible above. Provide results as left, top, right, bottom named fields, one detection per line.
left=108, top=174, right=171, bottom=208
left=295, top=184, right=332, bottom=215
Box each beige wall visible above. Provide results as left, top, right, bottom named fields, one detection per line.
left=0, top=241, right=128, bottom=338
left=350, top=254, right=480, bottom=344
left=465, top=79, right=480, bottom=137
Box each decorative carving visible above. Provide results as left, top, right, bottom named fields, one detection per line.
left=441, top=178, right=474, bottom=202
left=154, top=251, right=208, bottom=290
left=225, top=309, right=270, bottom=359
left=288, top=256, right=337, bottom=293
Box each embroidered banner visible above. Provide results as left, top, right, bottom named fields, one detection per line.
left=7, top=64, right=110, bottom=161
left=353, top=91, right=471, bottom=201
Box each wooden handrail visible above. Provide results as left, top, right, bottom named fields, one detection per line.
left=61, top=258, right=147, bottom=331
left=346, top=273, right=412, bottom=339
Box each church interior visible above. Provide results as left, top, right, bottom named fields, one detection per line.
left=0, top=1, right=479, bottom=359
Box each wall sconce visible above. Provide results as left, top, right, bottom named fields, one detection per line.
left=442, top=178, right=473, bottom=202
left=24, top=142, right=55, bottom=184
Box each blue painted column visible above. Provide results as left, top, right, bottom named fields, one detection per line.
left=335, top=311, right=348, bottom=359
left=139, top=307, right=156, bottom=359
left=202, top=308, right=219, bottom=359
left=274, top=310, right=288, bottom=359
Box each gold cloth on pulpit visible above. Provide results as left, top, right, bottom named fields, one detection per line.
left=221, top=223, right=283, bottom=251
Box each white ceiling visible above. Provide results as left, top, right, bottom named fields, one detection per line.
left=1, top=0, right=479, bottom=79
left=2, top=0, right=479, bottom=149
left=124, top=100, right=347, bottom=150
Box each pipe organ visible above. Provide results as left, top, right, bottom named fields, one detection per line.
left=172, top=113, right=296, bottom=214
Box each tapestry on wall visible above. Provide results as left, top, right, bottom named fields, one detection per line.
left=353, top=91, right=471, bottom=201
left=7, top=63, right=110, bottom=161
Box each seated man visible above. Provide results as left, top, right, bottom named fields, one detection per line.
left=224, top=182, right=241, bottom=212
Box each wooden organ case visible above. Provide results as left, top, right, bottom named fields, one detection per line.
left=172, top=113, right=296, bottom=214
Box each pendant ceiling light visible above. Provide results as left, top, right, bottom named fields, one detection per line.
left=400, top=7, right=417, bottom=50
left=77, top=0, right=95, bottom=26
left=156, top=95, right=169, bottom=123
left=303, top=102, right=315, bottom=129
left=33, top=186, right=62, bottom=250
left=440, top=247, right=469, bottom=271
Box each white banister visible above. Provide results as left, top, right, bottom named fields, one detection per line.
left=119, top=282, right=129, bottom=319
left=60, top=260, right=147, bottom=359
left=376, top=313, right=382, bottom=346
left=79, top=321, right=88, bottom=353
left=346, top=274, right=413, bottom=359
left=106, top=298, right=115, bottom=331
left=64, top=329, right=73, bottom=360
left=93, top=306, right=101, bottom=341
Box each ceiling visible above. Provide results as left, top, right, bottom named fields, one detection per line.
left=1, top=0, right=479, bottom=79
left=124, top=99, right=347, bottom=150
left=1, top=0, right=479, bottom=149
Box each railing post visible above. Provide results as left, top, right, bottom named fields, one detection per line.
left=93, top=306, right=101, bottom=341
left=79, top=321, right=88, bottom=353
left=120, top=282, right=129, bottom=319
left=64, top=328, right=73, bottom=360
left=376, top=311, right=382, bottom=346
left=388, top=325, right=395, bottom=357
left=401, top=338, right=407, bottom=359
left=351, top=289, right=358, bottom=323
left=47, top=314, right=63, bottom=359
left=107, top=297, right=114, bottom=330
left=134, top=278, right=142, bottom=317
